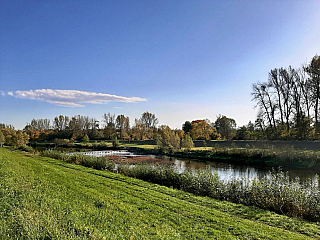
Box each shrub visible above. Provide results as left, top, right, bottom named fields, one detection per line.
left=82, top=135, right=89, bottom=143
left=18, top=145, right=35, bottom=153
left=80, top=156, right=115, bottom=171
left=112, top=136, right=119, bottom=148
left=40, top=150, right=115, bottom=171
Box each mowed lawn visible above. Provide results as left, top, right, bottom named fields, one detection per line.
left=1, top=148, right=320, bottom=239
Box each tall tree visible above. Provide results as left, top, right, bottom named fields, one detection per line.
left=155, top=125, right=180, bottom=152
left=135, top=111, right=158, bottom=139
left=181, top=133, right=194, bottom=149
left=279, top=67, right=294, bottom=132
left=190, top=119, right=215, bottom=140
left=116, top=115, right=130, bottom=139
left=53, top=115, right=69, bottom=131
left=297, top=67, right=312, bottom=119
left=139, top=111, right=158, bottom=130
left=305, top=55, right=320, bottom=134
left=182, top=121, right=192, bottom=133
left=6, top=131, right=29, bottom=147
left=102, top=113, right=116, bottom=139
left=252, top=82, right=276, bottom=128
left=215, top=115, right=236, bottom=140
left=132, top=122, right=146, bottom=140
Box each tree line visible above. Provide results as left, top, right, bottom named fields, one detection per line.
left=0, top=112, right=238, bottom=148
left=251, top=54, right=320, bottom=140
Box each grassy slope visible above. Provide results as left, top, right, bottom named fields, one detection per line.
left=1, top=148, right=320, bottom=239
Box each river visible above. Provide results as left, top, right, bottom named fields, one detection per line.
left=64, top=149, right=320, bottom=183
left=163, top=156, right=320, bottom=183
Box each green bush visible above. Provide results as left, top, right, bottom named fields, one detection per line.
left=18, top=145, right=36, bottom=153
left=112, top=136, right=119, bottom=148
left=80, top=156, right=115, bottom=171
left=40, top=150, right=115, bottom=171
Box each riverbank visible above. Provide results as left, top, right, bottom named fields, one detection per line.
left=29, top=140, right=320, bottom=169
left=1, top=147, right=320, bottom=239
left=168, top=148, right=320, bottom=169
left=129, top=145, right=320, bottom=170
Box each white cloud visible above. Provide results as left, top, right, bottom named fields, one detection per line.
left=8, top=89, right=147, bottom=107
left=0, top=91, right=5, bottom=96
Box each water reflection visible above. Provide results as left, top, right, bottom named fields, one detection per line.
left=167, top=157, right=266, bottom=181
left=161, top=156, right=320, bottom=183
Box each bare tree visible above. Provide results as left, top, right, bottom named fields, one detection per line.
left=116, top=115, right=130, bottom=139
left=305, top=55, right=320, bottom=133
left=139, top=111, right=159, bottom=130
left=252, top=82, right=276, bottom=128
left=53, top=115, right=69, bottom=131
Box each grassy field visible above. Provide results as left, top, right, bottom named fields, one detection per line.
left=1, top=148, right=320, bottom=239
left=118, top=143, right=156, bottom=149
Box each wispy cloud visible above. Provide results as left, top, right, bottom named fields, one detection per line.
left=7, top=89, right=147, bottom=107
left=0, top=91, right=5, bottom=96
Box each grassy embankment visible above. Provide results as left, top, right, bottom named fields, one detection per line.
left=41, top=149, right=320, bottom=222
left=1, top=147, right=320, bottom=239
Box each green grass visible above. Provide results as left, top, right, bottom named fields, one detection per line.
left=1, top=147, right=320, bottom=239
left=118, top=143, right=157, bottom=149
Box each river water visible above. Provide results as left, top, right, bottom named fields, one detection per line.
left=64, top=149, right=320, bottom=183
left=163, top=156, right=320, bottom=183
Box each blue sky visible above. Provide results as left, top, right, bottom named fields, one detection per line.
left=1, top=0, right=319, bottom=129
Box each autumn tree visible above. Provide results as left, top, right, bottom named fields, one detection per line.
left=190, top=120, right=216, bottom=140
left=215, top=115, right=236, bottom=140
left=135, top=111, right=158, bottom=139
left=181, top=133, right=194, bottom=149
left=132, top=122, right=146, bottom=140
left=155, top=125, right=180, bottom=153
left=6, top=131, right=29, bottom=147
left=175, top=129, right=184, bottom=139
